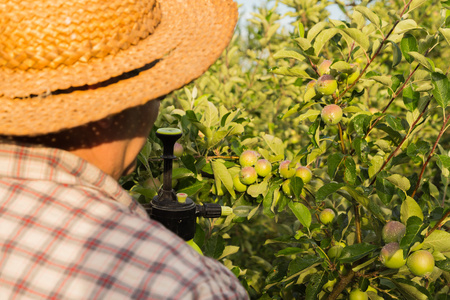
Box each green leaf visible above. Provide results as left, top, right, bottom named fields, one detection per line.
left=172, top=167, right=195, bottom=180
left=271, top=66, right=311, bottom=78
left=211, top=160, right=235, bottom=198
left=423, top=230, right=450, bottom=253
left=330, top=61, right=353, bottom=73
left=386, top=174, right=411, bottom=193
left=177, top=180, right=207, bottom=196
left=401, top=196, right=424, bottom=223
left=263, top=184, right=279, bottom=218
left=408, top=51, right=435, bottom=71
left=261, top=134, right=285, bottom=157
left=376, top=173, right=396, bottom=204
left=435, top=257, right=450, bottom=272
left=341, top=185, right=385, bottom=222
left=339, top=28, right=370, bottom=51
left=386, top=40, right=402, bottom=67
left=400, top=216, right=427, bottom=250
left=431, top=72, right=449, bottom=109
left=204, top=234, right=225, bottom=259
left=288, top=255, right=322, bottom=276
left=273, top=48, right=306, bottom=61
left=265, top=261, right=289, bottom=284
left=316, top=182, right=345, bottom=202
left=369, top=156, right=384, bottom=179
left=290, top=176, right=304, bottom=200
left=305, top=271, right=328, bottom=300
left=392, top=278, right=432, bottom=300
left=439, top=28, right=450, bottom=46
left=344, top=156, right=357, bottom=185
left=394, top=19, right=420, bottom=34
left=288, top=201, right=311, bottom=228
left=368, top=75, right=393, bottom=86
left=327, top=153, right=345, bottom=179
left=354, top=6, right=381, bottom=27
left=247, top=180, right=268, bottom=198
left=307, top=21, right=328, bottom=42
left=408, top=0, right=429, bottom=13
left=403, top=84, right=420, bottom=111
left=313, top=28, right=339, bottom=55
left=338, top=243, right=377, bottom=263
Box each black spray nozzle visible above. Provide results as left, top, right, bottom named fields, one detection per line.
left=154, top=128, right=182, bottom=202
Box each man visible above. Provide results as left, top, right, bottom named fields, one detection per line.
left=0, top=0, right=248, bottom=299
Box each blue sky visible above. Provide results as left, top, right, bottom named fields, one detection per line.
left=235, top=0, right=345, bottom=30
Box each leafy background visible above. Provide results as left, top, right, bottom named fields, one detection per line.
left=122, top=0, right=450, bottom=299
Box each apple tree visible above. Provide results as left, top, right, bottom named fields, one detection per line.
left=123, top=0, right=450, bottom=298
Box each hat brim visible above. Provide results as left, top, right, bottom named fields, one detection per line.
left=0, top=0, right=238, bottom=136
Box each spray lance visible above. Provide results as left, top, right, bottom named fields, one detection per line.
left=143, top=128, right=232, bottom=254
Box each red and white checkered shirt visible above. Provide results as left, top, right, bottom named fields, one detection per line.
left=0, top=141, right=248, bottom=300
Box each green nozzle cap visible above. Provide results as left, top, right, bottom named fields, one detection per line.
left=221, top=206, right=233, bottom=216
left=157, top=128, right=182, bottom=135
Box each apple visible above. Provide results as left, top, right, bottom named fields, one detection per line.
left=144, top=177, right=161, bottom=190
left=379, top=242, right=406, bottom=269
left=349, top=288, right=368, bottom=300
left=255, top=159, right=272, bottom=177
left=407, top=250, right=435, bottom=276
left=279, top=160, right=297, bottom=178
left=304, top=80, right=317, bottom=101
left=321, top=104, right=343, bottom=125
left=315, top=74, right=337, bottom=95
left=233, top=174, right=247, bottom=192
left=295, top=166, right=312, bottom=184
left=173, top=142, right=184, bottom=157
left=382, top=221, right=406, bottom=243
left=239, top=150, right=260, bottom=167
left=319, top=208, right=335, bottom=225
left=239, top=166, right=258, bottom=185
left=318, top=60, right=332, bottom=76
left=328, top=242, right=345, bottom=259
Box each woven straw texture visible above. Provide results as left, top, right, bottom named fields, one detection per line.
left=0, top=0, right=238, bottom=136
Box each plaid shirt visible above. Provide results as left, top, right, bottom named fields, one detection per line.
left=0, top=141, right=248, bottom=300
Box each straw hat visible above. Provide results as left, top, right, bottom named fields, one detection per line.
left=0, top=0, right=238, bottom=136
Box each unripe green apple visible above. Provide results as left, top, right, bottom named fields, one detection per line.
left=349, top=288, right=368, bottom=300
left=279, top=160, right=297, bottom=178
left=318, top=60, right=332, bottom=76
left=328, top=242, right=345, bottom=259
left=379, top=242, right=406, bottom=269
left=144, top=177, right=161, bottom=190
left=239, top=166, right=257, bottom=185
left=319, top=208, right=335, bottom=225
left=255, top=159, right=272, bottom=177
left=321, top=104, right=343, bottom=125
left=295, top=166, right=312, bottom=184
left=173, top=142, right=184, bottom=157
left=304, top=80, right=317, bottom=101
left=382, top=221, right=406, bottom=243
left=315, top=74, right=337, bottom=95
left=239, top=150, right=260, bottom=167
left=407, top=250, right=435, bottom=276
left=233, top=174, right=247, bottom=192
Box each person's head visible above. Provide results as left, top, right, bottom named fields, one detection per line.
left=0, top=0, right=238, bottom=178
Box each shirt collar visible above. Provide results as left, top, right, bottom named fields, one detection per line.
left=0, top=140, right=149, bottom=219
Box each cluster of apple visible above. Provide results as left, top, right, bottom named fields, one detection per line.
left=278, top=160, right=312, bottom=197
left=304, top=59, right=360, bottom=126
left=233, top=150, right=273, bottom=192
left=379, top=220, right=435, bottom=276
